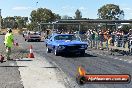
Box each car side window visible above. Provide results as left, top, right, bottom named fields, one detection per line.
left=54, top=36, right=59, bottom=40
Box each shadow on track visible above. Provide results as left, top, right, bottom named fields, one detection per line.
left=41, top=66, right=58, bottom=68
left=0, top=66, right=27, bottom=67
left=62, top=53, right=97, bottom=58
left=15, top=59, right=33, bottom=61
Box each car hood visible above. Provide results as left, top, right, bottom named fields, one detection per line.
left=54, top=40, right=87, bottom=45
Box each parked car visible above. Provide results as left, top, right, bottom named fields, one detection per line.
left=45, top=34, right=88, bottom=56
left=24, top=31, right=41, bottom=42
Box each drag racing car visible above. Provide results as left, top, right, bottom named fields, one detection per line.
left=45, top=34, right=88, bottom=56
left=24, top=31, right=41, bottom=42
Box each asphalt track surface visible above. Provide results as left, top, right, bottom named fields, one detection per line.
left=3, top=35, right=132, bottom=88
left=0, top=35, right=23, bottom=88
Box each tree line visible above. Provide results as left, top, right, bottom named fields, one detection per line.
left=1, top=16, right=28, bottom=29
left=1, top=4, right=131, bottom=33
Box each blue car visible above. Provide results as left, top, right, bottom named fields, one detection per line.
left=45, top=34, right=88, bottom=56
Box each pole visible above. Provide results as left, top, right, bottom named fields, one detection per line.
left=79, top=24, right=80, bottom=32
left=53, top=23, right=54, bottom=30
left=106, top=23, right=109, bottom=50
left=36, top=2, right=38, bottom=8
left=40, top=24, right=41, bottom=31
left=78, top=24, right=81, bottom=40
left=116, top=23, right=118, bottom=30
left=0, top=9, right=1, bottom=32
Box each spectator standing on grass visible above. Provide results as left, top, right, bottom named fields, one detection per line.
left=4, top=28, right=14, bottom=60
left=93, top=30, right=99, bottom=49
left=99, top=30, right=104, bottom=49
left=128, top=29, right=132, bottom=50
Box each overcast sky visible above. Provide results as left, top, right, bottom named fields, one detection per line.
left=0, top=0, right=132, bottom=19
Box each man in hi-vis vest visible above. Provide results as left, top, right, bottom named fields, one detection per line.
left=4, top=28, right=14, bottom=60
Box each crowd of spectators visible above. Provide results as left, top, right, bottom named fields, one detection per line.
left=85, top=28, right=132, bottom=50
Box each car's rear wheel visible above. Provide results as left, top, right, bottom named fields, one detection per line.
left=46, top=47, right=51, bottom=53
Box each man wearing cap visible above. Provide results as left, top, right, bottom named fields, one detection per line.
left=4, top=28, right=14, bottom=60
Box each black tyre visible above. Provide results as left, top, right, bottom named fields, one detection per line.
left=38, top=39, right=41, bottom=42
left=46, top=47, right=51, bottom=53
left=27, top=39, right=29, bottom=42
left=54, top=49, right=59, bottom=56
left=80, top=51, right=85, bottom=56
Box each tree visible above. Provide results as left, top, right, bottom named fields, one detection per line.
left=53, top=13, right=61, bottom=20
left=61, top=15, right=72, bottom=19
left=30, top=8, right=59, bottom=31
left=14, top=16, right=28, bottom=29
left=121, top=25, right=132, bottom=34
left=75, top=9, right=82, bottom=19
left=98, top=4, right=124, bottom=20
left=2, top=17, right=14, bottom=28
left=30, top=8, right=55, bottom=23
left=2, top=16, right=28, bottom=29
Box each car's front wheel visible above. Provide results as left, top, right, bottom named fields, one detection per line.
left=27, top=39, right=30, bottom=42
left=80, top=51, right=85, bottom=56
left=54, top=49, right=59, bottom=56
left=38, top=39, right=41, bottom=42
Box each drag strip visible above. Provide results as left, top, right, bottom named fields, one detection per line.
left=39, top=48, right=132, bottom=88
left=17, top=35, right=132, bottom=88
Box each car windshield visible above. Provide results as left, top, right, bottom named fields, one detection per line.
left=54, top=35, right=77, bottom=40
left=29, top=32, right=39, bottom=35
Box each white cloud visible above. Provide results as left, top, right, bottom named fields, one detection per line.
left=62, top=6, right=75, bottom=10
left=12, top=6, right=32, bottom=11
left=123, top=7, right=132, bottom=11
left=130, top=13, right=132, bottom=15
left=79, top=7, right=85, bottom=10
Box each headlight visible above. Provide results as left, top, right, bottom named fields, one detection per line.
left=58, top=45, right=65, bottom=50
left=84, top=45, right=88, bottom=48
left=81, top=45, right=88, bottom=48
left=81, top=45, right=85, bottom=48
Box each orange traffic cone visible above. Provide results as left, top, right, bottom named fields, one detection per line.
left=28, top=45, right=34, bottom=58
left=0, top=55, right=4, bottom=63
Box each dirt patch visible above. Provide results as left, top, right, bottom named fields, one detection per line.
left=1, top=29, right=23, bottom=35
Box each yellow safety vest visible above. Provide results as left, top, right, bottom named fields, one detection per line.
left=4, top=33, right=14, bottom=48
